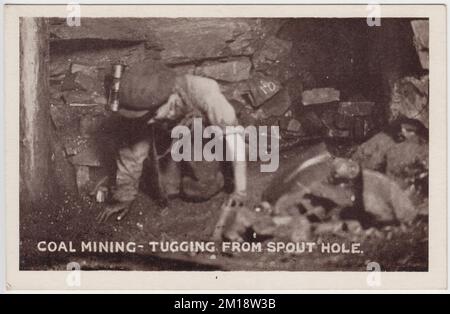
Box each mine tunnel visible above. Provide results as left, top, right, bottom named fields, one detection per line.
left=20, top=17, right=429, bottom=270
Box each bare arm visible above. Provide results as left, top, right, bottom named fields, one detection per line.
left=194, top=76, right=248, bottom=239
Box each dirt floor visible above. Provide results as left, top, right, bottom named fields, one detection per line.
left=20, top=142, right=428, bottom=271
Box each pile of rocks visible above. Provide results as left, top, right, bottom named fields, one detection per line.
left=226, top=17, right=430, bottom=240
left=225, top=139, right=425, bottom=243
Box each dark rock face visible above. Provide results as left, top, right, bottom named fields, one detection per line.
left=49, top=18, right=276, bottom=65
left=253, top=36, right=293, bottom=69
left=155, top=18, right=262, bottom=64
left=253, top=35, right=296, bottom=83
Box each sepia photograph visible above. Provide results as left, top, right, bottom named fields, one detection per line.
left=4, top=4, right=447, bottom=290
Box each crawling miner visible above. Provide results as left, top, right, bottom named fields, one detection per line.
left=97, top=60, right=247, bottom=240
left=225, top=143, right=418, bottom=242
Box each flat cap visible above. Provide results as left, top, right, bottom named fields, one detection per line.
left=119, top=60, right=177, bottom=111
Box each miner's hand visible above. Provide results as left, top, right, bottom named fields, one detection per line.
left=211, top=191, right=247, bottom=241
left=97, top=201, right=133, bottom=223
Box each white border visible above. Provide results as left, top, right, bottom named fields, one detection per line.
left=2, top=3, right=448, bottom=291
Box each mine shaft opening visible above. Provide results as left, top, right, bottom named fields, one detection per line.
left=277, top=18, right=424, bottom=119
